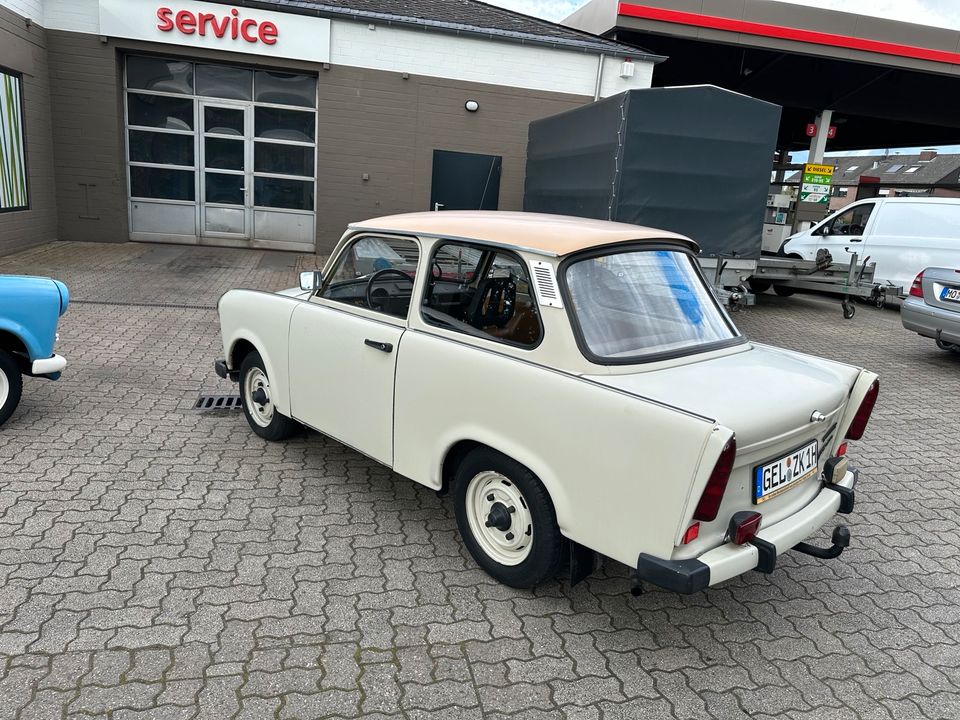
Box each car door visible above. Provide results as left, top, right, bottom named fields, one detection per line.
left=809, top=201, right=876, bottom=265
left=288, top=235, right=420, bottom=466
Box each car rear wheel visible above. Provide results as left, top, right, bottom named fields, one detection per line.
left=0, top=350, right=23, bottom=427
left=453, top=448, right=566, bottom=588
left=239, top=351, right=298, bottom=441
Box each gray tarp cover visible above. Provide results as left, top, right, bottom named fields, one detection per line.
left=524, top=86, right=782, bottom=258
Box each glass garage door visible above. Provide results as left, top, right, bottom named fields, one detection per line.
left=124, top=55, right=317, bottom=251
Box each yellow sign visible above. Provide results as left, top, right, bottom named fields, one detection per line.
left=801, top=163, right=834, bottom=204
left=804, top=163, right=834, bottom=176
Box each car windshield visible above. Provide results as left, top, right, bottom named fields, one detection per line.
left=564, top=249, right=740, bottom=361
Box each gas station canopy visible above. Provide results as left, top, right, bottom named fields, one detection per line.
left=564, top=0, right=960, bottom=151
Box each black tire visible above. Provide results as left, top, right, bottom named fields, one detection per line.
left=773, top=285, right=796, bottom=297
left=0, top=350, right=23, bottom=427
left=748, top=279, right=771, bottom=294
left=453, top=447, right=566, bottom=589
left=239, top=351, right=298, bottom=441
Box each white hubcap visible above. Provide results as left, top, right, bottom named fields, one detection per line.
left=0, top=368, right=8, bottom=409
left=465, top=471, right=533, bottom=566
left=244, top=367, right=274, bottom=427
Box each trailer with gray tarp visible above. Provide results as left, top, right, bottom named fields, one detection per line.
left=524, top=85, right=894, bottom=316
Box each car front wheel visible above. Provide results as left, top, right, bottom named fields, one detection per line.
left=239, top=351, right=298, bottom=441
left=453, top=448, right=566, bottom=588
left=0, top=350, right=23, bottom=427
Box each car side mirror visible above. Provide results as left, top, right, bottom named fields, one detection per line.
left=299, top=270, right=323, bottom=292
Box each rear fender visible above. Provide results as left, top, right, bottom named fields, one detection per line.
left=673, top=426, right=737, bottom=545
left=834, top=370, right=880, bottom=448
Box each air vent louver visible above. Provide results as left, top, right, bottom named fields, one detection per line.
left=530, top=261, right=563, bottom=309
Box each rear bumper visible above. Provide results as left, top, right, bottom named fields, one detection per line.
left=902, top=297, right=960, bottom=345
left=31, top=354, right=67, bottom=377
left=637, top=468, right=858, bottom=594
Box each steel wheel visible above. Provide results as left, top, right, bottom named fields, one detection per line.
left=464, top=470, right=534, bottom=566
left=243, top=366, right=274, bottom=428
left=0, top=350, right=23, bottom=427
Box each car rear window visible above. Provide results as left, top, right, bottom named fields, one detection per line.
left=563, top=249, right=741, bottom=362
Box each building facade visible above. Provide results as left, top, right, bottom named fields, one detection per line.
left=0, top=0, right=661, bottom=255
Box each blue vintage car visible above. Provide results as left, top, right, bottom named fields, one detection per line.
left=0, top=275, right=69, bottom=426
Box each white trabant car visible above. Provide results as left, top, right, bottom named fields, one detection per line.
left=215, top=212, right=879, bottom=594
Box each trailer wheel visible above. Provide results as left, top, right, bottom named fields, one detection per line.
left=748, top=279, right=771, bottom=294
left=773, top=285, right=795, bottom=297
left=842, top=300, right=856, bottom=320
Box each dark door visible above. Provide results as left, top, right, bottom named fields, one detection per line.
left=430, top=150, right=502, bottom=211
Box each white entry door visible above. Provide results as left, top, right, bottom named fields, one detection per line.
left=199, top=101, right=252, bottom=240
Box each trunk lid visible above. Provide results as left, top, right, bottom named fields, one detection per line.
left=586, top=343, right=861, bottom=551
left=921, top=267, right=960, bottom=314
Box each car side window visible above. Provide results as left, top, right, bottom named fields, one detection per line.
left=823, top=204, right=874, bottom=236
left=320, top=236, right=419, bottom=319
left=422, top=242, right=543, bottom=348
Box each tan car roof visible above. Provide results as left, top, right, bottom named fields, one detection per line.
left=349, top=211, right=697, bottom=257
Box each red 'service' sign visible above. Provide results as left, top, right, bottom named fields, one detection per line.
left=157, top=6, right=278, bottom=45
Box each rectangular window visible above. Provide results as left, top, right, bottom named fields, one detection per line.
left=254, top=177, right=314, bottom=210
left=255, top=107, right=315, bottom=143
left=0, top=69, right=28, bottom=212
left=128, top=93, right=194, bottom=131
left=563, top=249, right=739, bottom=362
left=129, top=130, right=194, bottom=166
left=126, top=56, right=193, bottom=94
left=422, top=242, right=543, bottom=348
left=130, top=167, right=195, bottom=201
left=254, top=142, right=314, bottom=177
left=255, top=71, right=317, bottom=108
left=196, top=64, right=252, bottom=101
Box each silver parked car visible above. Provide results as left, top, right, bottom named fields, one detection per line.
left=902, top=267, right=960, bottom=352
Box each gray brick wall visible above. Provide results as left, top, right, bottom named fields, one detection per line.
left=0, top=4, right=58, bottom=256
left=41, top=33, right=590, bottom=253
left=46, top=30, right=129, bottom=244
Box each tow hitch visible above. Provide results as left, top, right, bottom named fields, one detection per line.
left=793, top=525, right=851, bottom=560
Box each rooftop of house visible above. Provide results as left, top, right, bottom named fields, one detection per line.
left=788, top=151, right=960, bottom=185
left=228, top=0, right=664, bottom=59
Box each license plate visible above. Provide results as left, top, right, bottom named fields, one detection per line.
left=940, top=287, right=960, bottom=303
left=754, top=440, right=819, bottom=504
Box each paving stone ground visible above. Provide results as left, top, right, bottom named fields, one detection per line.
left=1, top=240, right=958, bottom=720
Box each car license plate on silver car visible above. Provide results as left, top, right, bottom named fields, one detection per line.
left=941, top=287, right=960, bottom=303
left=754, top=440, right=819, bottom=504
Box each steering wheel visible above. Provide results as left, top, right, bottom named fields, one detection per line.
left=469, top=276, right=517, bottom=328
left=365, top=268, right=413, bottom=310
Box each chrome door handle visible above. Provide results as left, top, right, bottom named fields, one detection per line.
left=364, top=339, right=393, bottom=353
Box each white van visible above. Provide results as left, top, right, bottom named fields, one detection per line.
left=781, top=197, right=960, bottom=297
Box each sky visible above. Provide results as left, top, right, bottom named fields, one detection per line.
left=487, top=1, right=960, bottom=158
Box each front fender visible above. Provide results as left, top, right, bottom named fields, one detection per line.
left=218, top=289, right=299, bottom=418
left=0, top=317, right=45, bottom=361
left=224, top=331, right=290, bottom=417
left=0, top=276, right=62, bottom=360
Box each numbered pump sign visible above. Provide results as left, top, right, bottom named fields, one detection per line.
left=800, top=163, right=834, bottom=204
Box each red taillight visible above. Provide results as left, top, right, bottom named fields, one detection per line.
left=845, top=379, right=879, bottom=441
left=729, top=512, right=762, bottom=545
left=836, top=442, right=847, bottom=457
left=682, top=522, right=700, bottom=544
left=909, top=272, right=924, bottom=298
left=693, top=438, right=737, bottom=522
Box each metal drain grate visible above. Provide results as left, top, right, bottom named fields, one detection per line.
left=194, top=394, right=243, bottom=411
